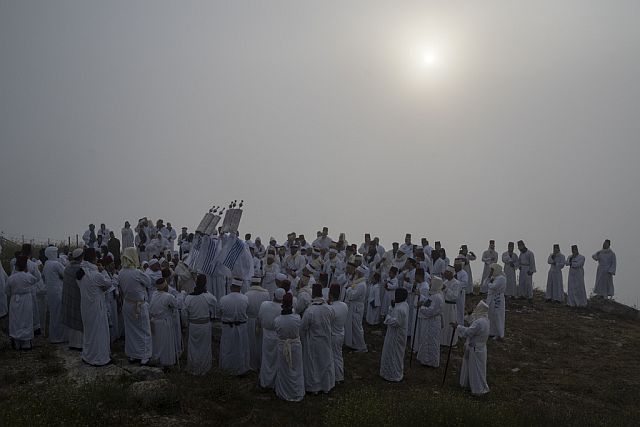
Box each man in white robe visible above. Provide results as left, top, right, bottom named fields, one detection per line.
left=416, top=276, right=443, bottom=367
left=452, top=301, right=491, bottom=396
left=546, top=244, right=566, bottom=302
left=399, top=234, right=414, bottom=257
left=502, top=242, right=519, bottom=298
left=441, top=267, right=462, bottom=346
left=328, top=284, right=348, bottom=383
left=77, top=248, right=113, bottom=366
left=453, top=260, right=468, bottom=325
left=121, top=221, right=135, bottom=249
left=6, top=256, right=37, bottom=350
left=257, top=288, right=285, bottom=388
left=246, top=276, right=271, bottom=371
left=161, top=223, right=177, bottom=254
left=43, top=246, right=67, bottom=343
left=301, top=283, right=335, bottom=394
left=480, top=240, right=498, bottom=294
left=283, top=245, right=306, bottom=279
left=379, top=288, right=409, bottom=382
left=262, top=254, right=280, bottom=298
left=459, top=245, right=476, bottom=295
left=344, top=265, right=368, bottom=352
left=592, top=239, right=616, bottom=298
left=218, top=278, right=250, bottom=375
left=149, top=278, right=179, bottom=366
left=62, top=248, right=85, bottom=350
left=97, top=224, right=110, bottom=243
left=182, top=274, right=217, bottom=375
left=566, top=245, right=588, bottom=307
left=486, top=263, right=506, bottom=340
left=120, top=247, right=154, bottom=364
left=274, top=293, right=305, bottom=402
left=83, top=224, right=98, bottom=248
left=517, top=240, right=536, bottom=301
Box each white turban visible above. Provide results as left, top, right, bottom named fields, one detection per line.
left=45, top=246, right=58, bottom=261
left=274, top=288, right=286, bottom=301
left=471, top=300, right=489, bottom=322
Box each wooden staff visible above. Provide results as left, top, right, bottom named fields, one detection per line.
left=442, top=322, right=457, bottom=386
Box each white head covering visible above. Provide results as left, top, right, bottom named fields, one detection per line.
left=251, top=276, right=261, bottom=284
left=471, top=300, right=490, bottom=322
left=231, top=278, right=244, bottom=287
left=45, top=246, right=58, bottom=261
left=275, top=273, right=288, bottom=282
left=122, top=247, right=140, bottom=269
left=72, top=248, right=84, bottom=259
left=274, top=288, right=286, bottom=301
left=490, top=263, right=504, bottom=277
left=356, top=265, right=369, bottom=275
left=429, top=277, right=443, bottom=294
left=148, top=259, right=160, bottom=267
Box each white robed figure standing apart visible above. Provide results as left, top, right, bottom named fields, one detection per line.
left=480, top=240, right=498, bottom=294
left=452, top=300, right=491, bottom=396
left=257, top=288, right=285, bottom=388
left=328, top=284, right=349, bottom=383
left=416, top=277, right=444, bottom=367
left=149, top=277, right=179, bottom=367
left=182, top=274, right=217, bottom=376
left=566, top=245, right=588, bottom=307
left=592, top=239, right=616, bottom=298
left=246, top=276, right=271, bottom=371
left=301, top=283, right=335, bottom=394
left=486, top=263, right=506, bottom=340
left=545, top=244, right=566, bottom=302
left=274, top=293, right=305, bottom=402
left=6, top=256, right=37, bottom=350
left=77, top=248, right=113, bottom=366
left=43, top=246, right=68, bottom=343
left=218, top=278, right=250, bottom=375
left=119, top=248, right=154, bottom=364
left=379, top=288, right=409, bottom=382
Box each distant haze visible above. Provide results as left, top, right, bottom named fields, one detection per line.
left=1, top=1, right=638, bottom=306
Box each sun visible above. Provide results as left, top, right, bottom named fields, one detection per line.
left=421, top=49, right=439, bottom=67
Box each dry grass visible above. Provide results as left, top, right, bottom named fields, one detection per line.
left=0, top=292, right=639, bottom=426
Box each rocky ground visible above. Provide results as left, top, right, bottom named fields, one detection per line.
left=0, top=292, right=639, bottom=426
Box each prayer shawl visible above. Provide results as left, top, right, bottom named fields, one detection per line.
left=61, top=261, right=84, bottom=331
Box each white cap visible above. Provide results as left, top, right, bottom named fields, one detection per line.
left=231, top=278, right=244, bottom=287
left=274, top=288, right=286, bottom=300
left=72, top=248, right=84, bottom=258
left=275, top=273, right=288, bottom=282
left=148, top=259, right=160, bottom=267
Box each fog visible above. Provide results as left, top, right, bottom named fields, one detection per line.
left=1, top=1, right=638, bottom=306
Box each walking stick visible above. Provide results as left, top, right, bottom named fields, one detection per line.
left=441, top=323, right=457, bottom=386
left=409, top=296, right=420, bottom=368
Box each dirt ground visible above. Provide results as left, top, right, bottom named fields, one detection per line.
left=1, top=292, right=639, bottom=426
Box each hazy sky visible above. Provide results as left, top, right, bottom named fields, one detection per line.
left=1, top=1, right=639, bottom=305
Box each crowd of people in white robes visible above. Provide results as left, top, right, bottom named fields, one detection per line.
left=0, top=224, right=619, bottom=400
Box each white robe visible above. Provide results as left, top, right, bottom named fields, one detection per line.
left=487, top=275, right=506, bottom=338
left=344, top=278, right=367, bottom=351
left=441, top=279, right=462, bottom=346
left=566, top=254, right=587, bottom=307
left=329, top=300, right=348, bottom=382
left=381, top=276, right=398, bottom=317
left=0, top=262, right=8, bottom=318
left=480, top=249, right=499, bottom=292
left=593, top=249, right=616, bottom=297
left=261, top=263, right=280, bottom=298
left=219, top=292, right=250, bottom=375
left=150, top=291, right=178, bottom=366
left=365, top=282, right=381, bottom=325
left=121, top=227, right=135, bottom=249
left=258, top=300, right=282, bottom=388
left=501, top=251, right=519, bottom=296
left=246, top=286, right=271, bottom=371
left=7, top=272, right=37, bottom=348
left=462, top=252, right=476, bottom=294
left=78, top=262, right=112, bottom=366
left=457, top=317, right=490, bottom=395
left=517, top=250, right=536, bottom=299
left=454, top=270, right=468, bottom=325
left=274, top=313, right=305, bottom=402
left=546, top=253, right=566, bottom=302
left=379, top=301, right=408, bottom=382
left=182, top=292, right=217, bottom=375
left=301, top=299, right=335, bottom=393
left=416, top=292, right=443, bottom=367
left=43, top=259, right=68, bottom=343
left=119, top=268, right=154, bottom=360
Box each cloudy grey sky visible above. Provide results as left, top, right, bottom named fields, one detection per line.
left=1, top=1, right=639, bottom=305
